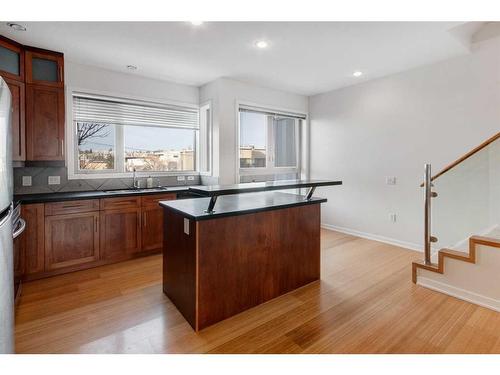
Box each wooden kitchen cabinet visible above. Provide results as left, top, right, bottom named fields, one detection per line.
left=21, top=204, right=45, bottom=275
left=1, top=35, right=65, bottom=162
left=141, top=206, right=164, bottom=252
left=4, top=77, right=25, bottom=161
left=17, top=192, right=178, bottom=281
left=100, top=207, right=142, bottom=261
left=26, top=84, right=65, bottom=161
left=0, top=36, right=24, bottom=81
left=45, top=212, right=100, bottom=270
left=25, top=48, right=64, bottom=88
left=141, top=193, right=176, bottom=252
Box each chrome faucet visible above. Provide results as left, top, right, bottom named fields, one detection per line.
left=133, top=168, right=140, bottom=189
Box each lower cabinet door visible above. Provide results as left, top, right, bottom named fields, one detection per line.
left=100, top=208, right=141, bottom=260
left=45, top=211, right=100, bottom=270
left=141, top=206, right=164, bottom=252
left=22, top=203, right=45, bottom=275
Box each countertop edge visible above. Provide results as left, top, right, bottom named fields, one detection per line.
left=188, top=179, right=343, bottom=197
left=159, top=196, right=327, bottom=221
left=14, top=186, right=201, bottom=204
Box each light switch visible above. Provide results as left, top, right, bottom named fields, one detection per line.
left=48, top=176, right=61, bottom=185
left=389, top=213, right=397, bottom=223
left=22, top=176, right=32, bottom=186
left=184, top=218, right=190, bottom=235
left=386, top=176, right=397, bottom=185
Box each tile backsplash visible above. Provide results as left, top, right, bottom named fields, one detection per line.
left=13, top=166, right=201, bottom=195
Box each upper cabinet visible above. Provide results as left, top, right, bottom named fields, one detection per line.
left=1, top=34, right=66, bottom=162
left=25, top=48, right=64, bottom=88
left=0, top=36, right=24, bottom=81
left=26, top=84, right=65, bottom=161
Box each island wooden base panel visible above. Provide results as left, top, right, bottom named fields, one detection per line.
left=163, top=204, right=320, bottom=331
left=15, top=229, right=500, bottom=353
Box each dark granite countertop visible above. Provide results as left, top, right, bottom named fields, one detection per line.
left=14, top=185, right=204, bottom=204
left=189, top=179, right=342, bottom=197
left=159, top=191, right=327, bottom=221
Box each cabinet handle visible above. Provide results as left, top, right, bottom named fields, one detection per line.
left=143, top=212, right=147, bottom=227
left=59, top=66, right=63, bottom=82
left=61, top=139, right=64, bottom=157
left=61, top=204, right=84, bottom=209
left=94, top=217, right=98, bottom=232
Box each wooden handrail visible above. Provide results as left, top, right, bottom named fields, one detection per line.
left=420, top=131, right=500, bottom=187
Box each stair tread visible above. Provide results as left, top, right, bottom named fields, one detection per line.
left=413, top=260, right=439, bottom=270
left=471, top=235, right=500, bottom=247
left=440, top=248, right=471, bottom=259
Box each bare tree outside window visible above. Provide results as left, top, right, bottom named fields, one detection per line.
left=77, top=122, right=116, bottom=170
left=77, top=122, right=111, bottom=145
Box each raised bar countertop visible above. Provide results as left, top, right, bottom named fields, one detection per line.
left=14, top=185, right=204, bottom=204
left=187, top=179, right=342, bottom=197
left=159, top=191, right=327, bottom=220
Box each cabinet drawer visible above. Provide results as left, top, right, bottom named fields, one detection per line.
left=100, top=196, right=141, bottom=210
left=45, top=199, right=99, bottom=216
left=141, top=193, right=176, bottom=207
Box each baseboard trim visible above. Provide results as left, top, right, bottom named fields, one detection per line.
left=417, top=276, right=500, bottom=312
left=321, top=223, right=422, bottom=252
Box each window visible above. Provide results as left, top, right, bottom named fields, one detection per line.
left=72, top=94, right=199, bottom=176
left=238, top=106, right=304, bottom=179
left=239, top=111, right=267, bottom=168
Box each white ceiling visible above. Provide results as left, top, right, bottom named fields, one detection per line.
left=0, top=22, right=477, bottom=96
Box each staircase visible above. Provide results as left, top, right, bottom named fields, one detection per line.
left=413, top=236, right=500, bottom=283
left=413, top=132, right=500, bottom=312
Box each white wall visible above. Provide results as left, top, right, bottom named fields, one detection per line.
left=65, top=61, right=199, bottom=105
left=64, top=61, right=200, bottom=179
left=65, top=64, right=308, bottom=185
left=309, top=36, right=500, bottom=250
left=200, top=78, right=308, bottom=184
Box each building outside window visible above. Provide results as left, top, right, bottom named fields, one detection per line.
left=238, top=105, right=305, bottom=182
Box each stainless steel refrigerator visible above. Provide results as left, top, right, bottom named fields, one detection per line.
left=0, top=76, right=14, bottom=354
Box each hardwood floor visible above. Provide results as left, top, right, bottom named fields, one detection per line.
left=15, top=229, right=500, bottom=354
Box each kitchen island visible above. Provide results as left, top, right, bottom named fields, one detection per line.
left=159, top=180, right=341, bottom=331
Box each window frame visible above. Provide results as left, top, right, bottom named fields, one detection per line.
left=237, top=102, right=304, bottom=179
left=199, top=101, right=213, bottom=176
left=66, top=87, right=201, bottom=180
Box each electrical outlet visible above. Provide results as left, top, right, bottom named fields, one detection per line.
left=177, top=176, right=186, bottom=181
left=22, top=176, right=32, bottom=186
left=386, top=176, right=397, bottom=185
left=389, top=213, right=397, bottom=223
left=187, top=176, right=195, bottom=181
left=48, top=176, right=61, bottom=185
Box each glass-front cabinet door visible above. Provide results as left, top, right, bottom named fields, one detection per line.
left=25, top=49, right=64, bottom=87
left=0, top=37, right=24, bottom=81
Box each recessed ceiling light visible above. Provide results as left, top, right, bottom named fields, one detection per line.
left=190, top=21, right=204, bottom=26
left=255, top=40, right=269, bottom=49
left=126, top=65, right=137, bottom=71
left=353, top=71, right=363, bottom=77
left=7, top=23, right=26, bottom=32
